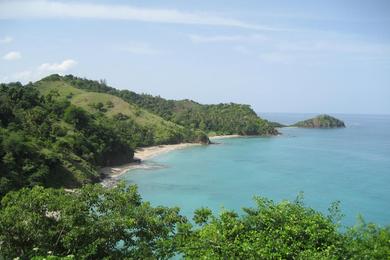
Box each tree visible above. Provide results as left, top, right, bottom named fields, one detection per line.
left=0, top=82, right=135, bottom=195
left=63, top=106, right=89, bottom=129
left=0, top=185, right=389, bottom=259
left=177, top=196, right=348, bottom=259
left=0, top=183, right=185, bottom=259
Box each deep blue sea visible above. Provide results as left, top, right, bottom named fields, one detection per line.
left=121, top=114, right=390, bottom=227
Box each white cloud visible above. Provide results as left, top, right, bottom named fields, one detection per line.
left=38, top=59, right=77, bottom=72
left=189, top=34, right=268, bottom=44
left=0, top=36, right=13, bottom=44
left=1, top=58, right=78, bottom=83
left=0, top=1, right=280, bottom=31
left=3, top=51, right=21, bottom=60
left=120, top=43, right=163, bottom=55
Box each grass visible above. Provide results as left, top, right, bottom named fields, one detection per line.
left=34, top=79, right=186, bottom=132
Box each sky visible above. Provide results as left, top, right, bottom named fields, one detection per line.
left=0, top=0, right=389, bottom=114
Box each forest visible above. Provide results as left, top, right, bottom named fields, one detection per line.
left=0, top=82, right=136, bottom=196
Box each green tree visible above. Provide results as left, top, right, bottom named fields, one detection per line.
left=63, top=106, right=89, bottom=129
left=178, top=197, right=346, bottom=259
left=0, top=82, right=134, bottom=195
left=1, top=186, right=389, bottom=259
left=0, top=183, right=185, bottom=259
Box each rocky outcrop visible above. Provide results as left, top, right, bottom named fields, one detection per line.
left=293, top=114, right=345, bottom=128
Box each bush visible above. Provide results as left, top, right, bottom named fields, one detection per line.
left=1, top=186, right=388, bottom=259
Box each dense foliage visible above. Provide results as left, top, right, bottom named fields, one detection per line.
left=293, top=114, right=346, bottom=128
left=0, top=184, right=388, bottom=259
left=47, top=74, right=278, bottom=136
left=0, top=82, right=134, bottom=196
left=0, top=184, right=184, bottom=259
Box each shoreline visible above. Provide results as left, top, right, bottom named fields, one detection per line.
left=100, top=143, right=201, bottom=188
left=100, top=136, right=244, bottom=188
left=209, top=134, right=241, bottom=140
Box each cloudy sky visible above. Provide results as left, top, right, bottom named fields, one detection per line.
left=1, top=0, right=389, bottom=114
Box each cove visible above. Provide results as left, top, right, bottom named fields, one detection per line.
left=121, top=114, right=390, bottom=226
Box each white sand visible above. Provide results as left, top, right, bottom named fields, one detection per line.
left=100, top=143, right=201, bottom=188
left=134, top=143, right=201, bottom=160
left=209, top=134, right=241, bottom=140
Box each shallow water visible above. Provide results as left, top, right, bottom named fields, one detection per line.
left=121, top=114, right=390, bottom=226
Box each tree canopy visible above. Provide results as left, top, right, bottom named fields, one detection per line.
left=0, top=184, right=388, bottom=259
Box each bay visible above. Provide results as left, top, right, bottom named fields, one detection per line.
left=121, top=114, right=390, bottom=226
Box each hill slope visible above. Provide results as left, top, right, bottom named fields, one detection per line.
left=0, top=82, right=135, bottom=195
left=50, top=74, right=278, bottom=136
left=293, top=114, right=345, bottom=128
left=35, top=76, right=209, bottom=146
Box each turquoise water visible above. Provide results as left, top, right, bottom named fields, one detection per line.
left=122, top=114, right=390, bottom=226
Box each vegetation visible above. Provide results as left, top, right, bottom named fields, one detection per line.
left=293, top=114, right=346, bottom=128
left=43, top=74, right=278, bottom=136
left=0, top=184, right=184, bottom=259
left=1, top=76, right=387, bottom=259
left=0, top=184, right=388, bottom=259
left=35, top=75, right=209, bottom=146
left=1, top=73, right=280, bottom=196
left=0, top=82, right=135, bottom=195
left=266, top=120, right=286, bottom=128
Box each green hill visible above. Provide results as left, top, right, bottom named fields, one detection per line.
left=35, top=76, right=209, bottom=146
left=50, top=74, right=278, bottom=136
left=0, top=82, right=135, bottom=196
left=293, top=114, right=345, bottom=128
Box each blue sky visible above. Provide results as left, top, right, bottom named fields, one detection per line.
left=0, top=0, right=389, bottom=114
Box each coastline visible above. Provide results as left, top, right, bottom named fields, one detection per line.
left=209, top=134, right=241, bottom=140
left=100, top=143, right=201, bottom=188
left=134, top=143, right=201, bottom=160
left=100, top=136, right=243, bottom=188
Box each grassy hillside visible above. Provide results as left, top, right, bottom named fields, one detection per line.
left=35, top=76, right=209, bottom=145
left=49, top=74, right=278, bottom=136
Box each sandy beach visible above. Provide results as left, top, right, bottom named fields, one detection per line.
left=209, top=134, right=241, bottom=140
left=100, top=143, right=201, bottom=187
left=100, top=138, right=244, bottom=188
left=134, top=143, right=201, bottom=160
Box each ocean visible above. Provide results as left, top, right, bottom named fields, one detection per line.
left=121, top=114, right=390, bottom=226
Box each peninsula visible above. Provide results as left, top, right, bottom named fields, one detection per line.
left=0, top=74, right=278, bottom=195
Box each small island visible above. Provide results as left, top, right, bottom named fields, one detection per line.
left=292, top=114, right=345, bottom=128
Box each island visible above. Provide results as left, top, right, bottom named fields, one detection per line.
left=292, top=114, right=345, bottom=128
